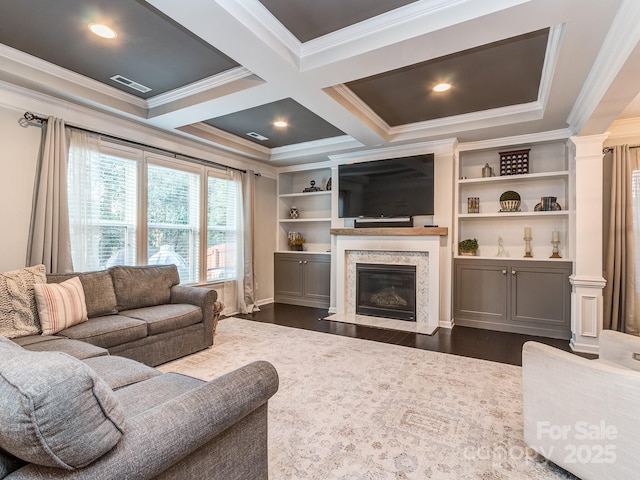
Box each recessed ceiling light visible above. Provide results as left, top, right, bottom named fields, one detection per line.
left=273, top=120, right=288, bottom=128
left=433, top=83, right=451, bottom=92
left=89, top=23, right=117, bottom=39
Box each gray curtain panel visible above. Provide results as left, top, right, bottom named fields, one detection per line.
left=26, top=116, right=73, bottom=273
left=603, top=145, right=639, bottom=334
left=237, top=170, right=259, bottom=314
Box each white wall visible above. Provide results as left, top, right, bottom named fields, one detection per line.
left=0, top=104, right=41, bottom=271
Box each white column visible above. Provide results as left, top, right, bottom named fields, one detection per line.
left=569, top=134, right=608, bottom=354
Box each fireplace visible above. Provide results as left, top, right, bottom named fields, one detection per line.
left=356, top=263, right=417, bottom=321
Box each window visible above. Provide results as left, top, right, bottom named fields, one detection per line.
left=207, top=173, right=238, bottom=281
left=67, top=136, right=240, bottom=286
left=147, top=162, right=200, bottom=283
left=68, top=136, right=138, bottom=272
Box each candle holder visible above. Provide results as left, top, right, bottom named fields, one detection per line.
left=550, top=239, right=562, bottom=258
left=524, top=236, right=533, bottom=258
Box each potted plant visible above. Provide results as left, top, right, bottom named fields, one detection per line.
left=288, top=234, right=306, bottom=251
left=499, top=190, right=521, bottom=212
left=459, top=238, right=478, bottom=256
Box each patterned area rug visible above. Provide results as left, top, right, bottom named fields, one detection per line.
left=159, top=318, right=576, bottom=479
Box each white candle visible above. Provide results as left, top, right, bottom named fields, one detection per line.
left=552, top=230, right=559, bottom=242
left=524, top=226, right=531, bottom=238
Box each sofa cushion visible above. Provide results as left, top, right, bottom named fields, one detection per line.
left=0, top=265, right=46, bottom=339
left=34, top=277, right=88, bottom=335
left=14, top=336, right=109, bottom=359
left=82, top=355, right=161, bottom=390
left=121, top=303, right=202, bottom=336
left=110, top=265, right=179, bottom=311
left=0, top=343, right=125, bottom=470
left=57, top=315, right=147, bottom=349
left=114, top=372, right=204, bottom=417
left=47, top=270, right=118, bottom=318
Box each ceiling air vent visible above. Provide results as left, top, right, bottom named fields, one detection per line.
left=110, top=74, right=152, bottom=93
left=246, top=132, right=269, bottom=141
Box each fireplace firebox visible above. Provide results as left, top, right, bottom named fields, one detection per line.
left=356, top=263, right=416, bottom=321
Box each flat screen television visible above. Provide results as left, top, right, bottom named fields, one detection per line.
left=338, top=154, right=434, bottom=218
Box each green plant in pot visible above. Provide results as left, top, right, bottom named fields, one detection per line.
left=499, top=190, right=521, bottom=212
left=459, top=238, right=479, bottom=256
left=288, top=235, right=306, bottom=251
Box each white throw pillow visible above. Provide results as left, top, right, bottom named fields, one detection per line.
left=0, top=265, right=46, bottom=338
left=34, top=277, right=88, bottom=335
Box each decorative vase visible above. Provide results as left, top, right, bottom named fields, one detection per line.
left=289, top=244, right=303, bottom=251
left=459, top=249, right=477, bottom=256
left=288, top=206, right=299, bottom=219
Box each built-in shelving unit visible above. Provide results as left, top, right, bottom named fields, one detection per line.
left=277, top=164, right=332, bottom=254
left=455, top=140, right=572, bottom=261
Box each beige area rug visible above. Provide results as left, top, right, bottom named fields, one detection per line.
left=159, top=318, right=576, bottom=480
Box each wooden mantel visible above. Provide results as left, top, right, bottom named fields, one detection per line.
left=330, top=227, right=448, bottom=236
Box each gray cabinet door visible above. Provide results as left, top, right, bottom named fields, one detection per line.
left=303, top=256, right=331, bottom=302
left=274, top=253, right=330, bottom=308
left=455, top=260, right=508, bottom=325
left=274, top=254, right=304, bottom=298
left=454, top=258, right=572, bottom=339
left=510, top=263, right=571, bottom=337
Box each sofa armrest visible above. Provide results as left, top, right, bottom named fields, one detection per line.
left=599, top=329, right=640, bottom=371
left=7, top=361, right=279, bottom=480
left=522, top=341, right=640, bottom=480
left=170, top=285, right=218, bottom=342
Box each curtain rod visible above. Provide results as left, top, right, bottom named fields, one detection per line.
left=22, top=112, right=258, bottom=176
left=603, top=145, right=640, bottom=153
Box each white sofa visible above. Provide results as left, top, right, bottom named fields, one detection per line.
left=522, top=330, right=640, bottom=480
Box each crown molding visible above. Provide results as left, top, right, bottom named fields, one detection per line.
left=328, top=138, right=458, bottom=165
left=324, top=84, right=390, bottom=140
left=606, top=116, right=640, bottom=141
left=567, top=0, right=640, bottom=134
left=270, top=135, right=361, bottom=161
left=146, top=67, right=254, bottom=108
left=537, top=23, right=565, bottom=111
left=457, top=128, right=571, bottom=152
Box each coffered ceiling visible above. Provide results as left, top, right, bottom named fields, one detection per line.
left=0, top=0, right=639, bottom=166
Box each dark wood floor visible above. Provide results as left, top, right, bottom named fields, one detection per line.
left=234, top=303, right=584, bottom=366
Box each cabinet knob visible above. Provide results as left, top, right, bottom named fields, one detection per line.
left=512, top=270, right=517, bottom=275
left=502, top=269, right=507, bottom=274
left=299, top=260, right=303, bottom=264
left=303, top=260, right=308, bottom=264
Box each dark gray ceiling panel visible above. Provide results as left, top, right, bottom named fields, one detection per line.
left=204, top=98, right=345, bottom=148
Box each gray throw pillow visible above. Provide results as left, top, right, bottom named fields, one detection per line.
left=47, top=270, right=118, bottom=318
left=110, top=265, right=179, bottom=311
left=0, top=344, right=126, bottom=470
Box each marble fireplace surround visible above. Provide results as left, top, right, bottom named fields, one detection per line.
left=328, top=228, right=447, bottom=335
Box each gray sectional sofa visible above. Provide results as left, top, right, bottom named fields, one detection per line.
left=0, top=264, right=280, bottom=479
left=18, top=264, right=222, bottom=366
left=0, top=335, right=279, bottom=479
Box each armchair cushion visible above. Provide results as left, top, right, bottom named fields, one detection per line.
left=0, top=344, right=125, bottom=470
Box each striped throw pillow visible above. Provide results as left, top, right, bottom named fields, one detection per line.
left=34, top=277, right=88, bottom=335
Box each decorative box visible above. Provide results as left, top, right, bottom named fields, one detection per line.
left=499, top=149, right=530, bottom=176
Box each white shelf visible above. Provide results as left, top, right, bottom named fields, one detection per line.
left=278, top=218, right=332, bottom=223
left=455, top=139, right=573, bottom=261
left=453, top=254, right=571, bottom=262
left=459, top=170, right=569, bottom=184
left=279, top=191, right=331, bottom=199
left=275, top=250, right=331, bottom=255
left=459, top=211, right=569, bottom=219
